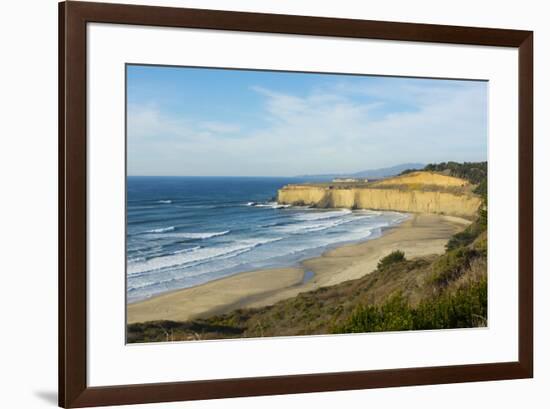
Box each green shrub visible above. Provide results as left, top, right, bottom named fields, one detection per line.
left=414, top=277, right=487, bottom=329
left=473, top=234, right=488, bottom=257
left=333, top=278, right=487, bottom=334
left=474, top=178, right=487, bottom=202
left=335, top=293, right=413, bottom=333
left=478, top=207, right=487, bottom=229
left=446, top=229, right=478, bottom=251
left=430, top=247, right=474, bottom=287
left=377, top=250, right=406, bottom=271
left=446, top=209, right=487, bottom=252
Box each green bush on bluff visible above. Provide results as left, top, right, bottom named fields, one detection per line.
left=377, top=250, right=406, bottom=271
left=333, top=277, right=487, bottom=334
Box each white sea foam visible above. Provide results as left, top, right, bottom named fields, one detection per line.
left=143, top=226, right=175, bottom=233
left=293, top=209, right=352, bottom=221
left=247, top=201, right=291, bottom=209
left=274, top=211, right=383, bottom=235
left=128, top=277, right=179, bottom=292
left=157, top=200, right=172, bottom=204
left=158, top=230, right=231, bottom=240
left=274, top=219, right=346, bottom=234
left=171, top=246, right=201, bottom=255
left=127, top=237, right=281, bottom=276
left=127, top=256, right=146, bottom=263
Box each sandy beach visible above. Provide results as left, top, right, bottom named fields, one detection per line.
left=127, top=213, right=469, bottom=324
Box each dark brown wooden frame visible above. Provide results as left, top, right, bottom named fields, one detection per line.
left=59, top=1, right=533, bottom=407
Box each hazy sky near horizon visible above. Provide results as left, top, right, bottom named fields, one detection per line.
left=127, top=65, right=487, bottom=177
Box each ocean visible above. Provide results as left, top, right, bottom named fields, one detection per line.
left=127, top=176, right=408, bottom=303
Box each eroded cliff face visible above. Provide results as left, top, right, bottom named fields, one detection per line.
left=277, top=172, right=482, bottom=218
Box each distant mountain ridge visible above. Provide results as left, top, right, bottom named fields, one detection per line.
left=295, top=163, right=425, bottom=181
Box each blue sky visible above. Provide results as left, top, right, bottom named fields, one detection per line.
left=127, top=65, right=487, bottom=176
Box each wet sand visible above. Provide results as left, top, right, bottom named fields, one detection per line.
left=127, top=213, right=469, bottom=324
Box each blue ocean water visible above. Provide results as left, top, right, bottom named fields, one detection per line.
left=126, top=177, right=407, bottom=303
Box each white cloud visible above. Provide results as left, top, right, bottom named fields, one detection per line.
left=127, top=80, right=487, bottom=176
left=199, top=122, right=241, bottom=134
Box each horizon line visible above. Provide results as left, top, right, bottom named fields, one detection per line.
left=127, top=175, right=308, bottom=178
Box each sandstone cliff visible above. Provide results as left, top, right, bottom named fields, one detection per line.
left=277, top=171, right=482, bottom=218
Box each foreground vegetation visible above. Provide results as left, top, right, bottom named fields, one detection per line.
left=334, top=259, right=487, bottom=333
left=128, top=162, right=488, bottom=343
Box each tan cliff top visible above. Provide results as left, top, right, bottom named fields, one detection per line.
left=281, top=171, right=473, bottom=192
left=369, top=171, right=470, bottom=188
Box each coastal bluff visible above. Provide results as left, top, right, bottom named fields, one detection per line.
left=277, top=171, right=482, bottom=218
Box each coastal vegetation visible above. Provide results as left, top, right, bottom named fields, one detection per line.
left=127, top=162, right=488, bottom=343
left=377, top=250, right=405, bottom=270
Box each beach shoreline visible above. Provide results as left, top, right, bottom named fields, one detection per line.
left=127, top=213, right=470, bottom=324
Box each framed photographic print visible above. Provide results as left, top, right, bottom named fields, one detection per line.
left=59, top=1, right=533, bottom=407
